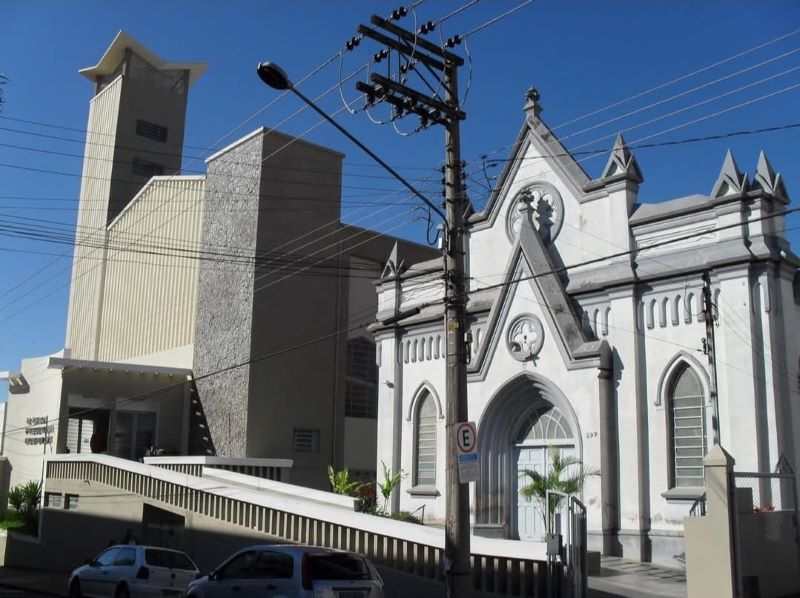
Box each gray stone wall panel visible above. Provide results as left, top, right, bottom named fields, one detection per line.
left=193, top=133, right=264, bottom=457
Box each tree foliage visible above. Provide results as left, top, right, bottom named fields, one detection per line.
left=519, top=446, right=598, bottom=534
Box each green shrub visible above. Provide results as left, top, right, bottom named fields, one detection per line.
left=355, top=482, right=378, bottom=514
left=20, top=481, right=41, bottom=520
left=0, top=511, right=24, bottom=530
left=389, top=510, right=422, bottom=524
left=7, top=486, right=24, bottom=512
left=6, top=480, right=41, bottom=532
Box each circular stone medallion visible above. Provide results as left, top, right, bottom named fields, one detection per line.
left=505, top=181, right=564, bottom=243
left=506, top=314, right=545, bottom=361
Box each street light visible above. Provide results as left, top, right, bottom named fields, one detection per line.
left=256, top=61, right=445, bottom=221
left=258, top=60, right=472, bottom=597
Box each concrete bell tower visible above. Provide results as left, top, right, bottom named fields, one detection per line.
left=65, top=32, right=206, bottom=360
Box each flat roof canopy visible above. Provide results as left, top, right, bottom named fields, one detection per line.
left=48, top=356, right=193, bottom=379
left=79, top=30, right=207, bottom=87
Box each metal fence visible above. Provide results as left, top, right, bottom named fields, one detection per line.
left=733, top=471, right=797, bottom=514
left=731, top=469, right=800, bottom=597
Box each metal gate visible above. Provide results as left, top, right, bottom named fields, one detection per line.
left=546, top=491, right=588, bottom=598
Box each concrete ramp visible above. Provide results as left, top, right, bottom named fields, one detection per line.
left=32, top=454, right=550, bottom=596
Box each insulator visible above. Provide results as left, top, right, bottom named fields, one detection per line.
left=345, top=36, right=362, bottom=51
left=391, top=6, right=408, bottom=20
left=418, top=21, right=436, bottom=35
left=445, top=35, right=462, bottom=48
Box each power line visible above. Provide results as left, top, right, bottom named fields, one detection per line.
left=470, top=25, right=800, bottom=165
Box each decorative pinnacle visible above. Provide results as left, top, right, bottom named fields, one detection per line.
left=524, top=87, right=542, bottom=117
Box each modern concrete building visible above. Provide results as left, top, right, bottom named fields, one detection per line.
left=372, top=90, right=800, bottom=567
left=1, top=32, right=435, bottom=489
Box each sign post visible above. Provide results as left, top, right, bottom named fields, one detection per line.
left=455, top=421, right=478, bottom=483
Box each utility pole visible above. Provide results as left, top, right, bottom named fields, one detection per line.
left=702, top=272, right=720, bottom=445
left=356, top=16, right=472, bottom=597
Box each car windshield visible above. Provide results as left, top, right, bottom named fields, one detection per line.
left=307, top=554, right=370, bottom=580
left=145, top=549, right=196, bottom=571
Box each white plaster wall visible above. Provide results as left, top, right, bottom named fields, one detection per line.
left=4, top=352, right=65, bottom=486
left=777, top=272, right=800, bottom=473
left=468, top=141, right=630, bottom=284
left=392, top=274, right=605, bottom=531
left=606, top=290, right=645, bottom=538
left=395, top=330, right=446, bottom=523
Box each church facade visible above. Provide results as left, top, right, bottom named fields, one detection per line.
left=372, top=92, right=799, bottom=566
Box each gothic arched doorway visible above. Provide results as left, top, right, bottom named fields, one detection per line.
left=475, top=373, right=580, bottom=540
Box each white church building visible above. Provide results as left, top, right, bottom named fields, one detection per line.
left=371, top=90, right=799, bottom=566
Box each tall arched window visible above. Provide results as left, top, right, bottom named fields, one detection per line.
left=414, top=392, right=437, bottom=487
left=668, top=365, right=707, bottom=487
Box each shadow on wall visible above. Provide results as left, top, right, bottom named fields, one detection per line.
left=0, top=509, right=507, bottom=598
left=2, top=506, right=280, bottom=574
left=188, top=381, right=216, bottom=457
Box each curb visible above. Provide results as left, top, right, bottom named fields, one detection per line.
left=0, top=580, right=67, bottom=597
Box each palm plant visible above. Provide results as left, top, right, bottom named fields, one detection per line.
left=377, top=462, right=407, bottom=513
left=327, top=466, right=362, bottom=496
left=7, top=485, right=24, bottom=513
left=519, top=446, right=598, bottom=535
left=20, top=481, right=41, bottom=523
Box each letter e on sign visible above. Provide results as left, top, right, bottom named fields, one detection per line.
left=455, top=421, right=478, bottom=483
left=456, top=422, right=476, bottom=453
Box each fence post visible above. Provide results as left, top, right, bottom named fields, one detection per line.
left=685, top=445, right=736, bottom=597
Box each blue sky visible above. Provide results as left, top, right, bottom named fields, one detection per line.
left=1, top=1, right=799, bottom=395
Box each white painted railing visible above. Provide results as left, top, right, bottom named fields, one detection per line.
left=46, top=454, right=549, bottom=596
left=143, top=455, right=292, bottom=482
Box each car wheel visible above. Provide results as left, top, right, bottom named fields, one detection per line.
left=115, top=583, right=130, bottom=598
left=69, top=579, right=81, bottom=598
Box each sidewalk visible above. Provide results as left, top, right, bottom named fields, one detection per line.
left=588, top=556, right=687, bottom=598
left=0, top=568, right=68, bottom=597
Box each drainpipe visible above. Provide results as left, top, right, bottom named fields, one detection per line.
left=598, top=341, right=620, bottom=556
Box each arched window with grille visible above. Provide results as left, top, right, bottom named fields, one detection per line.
left=414, top=392, right=437, bottom=487
left=668, top=365, right=707, bottom=487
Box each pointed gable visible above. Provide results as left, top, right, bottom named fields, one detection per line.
left=600, top=133, right=643, bottom=184
left=752, top=151, right=789, bottom=203
left=469, top=88, right=591, bottom=230
left=710, top=150, right=748, bottom=198
left=467, top=203, right=603, bottom=378
left=380, top=242, right=403, bottom=279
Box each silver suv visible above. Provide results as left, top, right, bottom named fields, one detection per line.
left=188, top=544, right=384, bottom=598
left=68, top=545, right=200, bottom=598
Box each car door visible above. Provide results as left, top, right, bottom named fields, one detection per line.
left=241, top=550, right=297, bottom=598
left=201, top=551, right=256, bottom=598
left=112, top=547, right=138, bottom=591
left=81, top=547, right=120, bottom=597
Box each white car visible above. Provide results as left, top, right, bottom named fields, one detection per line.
left=68, top=544, right=200, bottom=598
left=188, top=544, right=384, bottom=598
